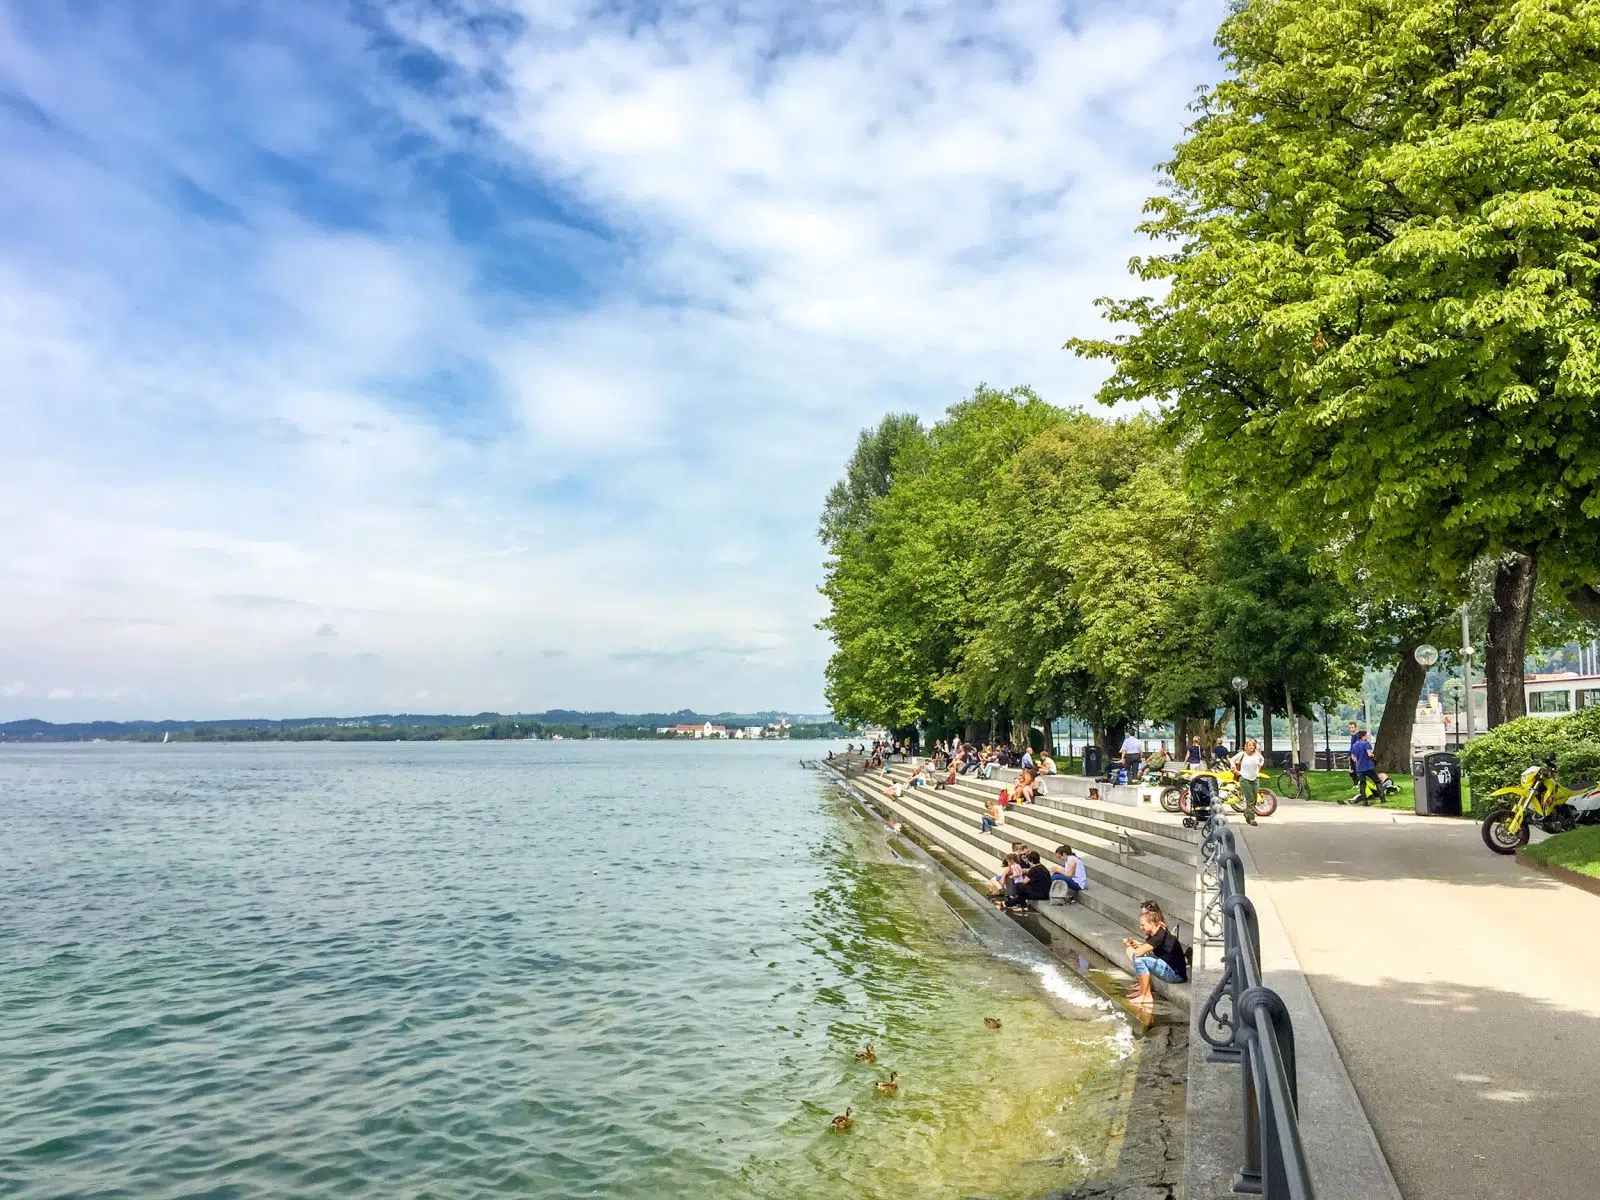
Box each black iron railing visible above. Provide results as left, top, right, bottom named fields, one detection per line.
left=1198, top=816, right=1315, bottom=1198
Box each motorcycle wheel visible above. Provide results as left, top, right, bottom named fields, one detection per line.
left=1160, top=786, right=1186, bottom=813
left=1178, top=789, right=1193, bottom=815
left=1481, top=807, right=1530, bottom=855
left=1253, top=789, right=1278, bottom=818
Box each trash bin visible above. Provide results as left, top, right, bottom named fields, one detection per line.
left=1412, top=752, right=1462, bottom=816
left=1081, top=745, right=1104, bottom=779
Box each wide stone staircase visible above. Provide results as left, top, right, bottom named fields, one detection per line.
left=836, top=756, right=1200, bottom=1005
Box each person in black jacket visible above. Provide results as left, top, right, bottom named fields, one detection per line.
left=1004, top=850, right=1054, bottom=912
left=1122, top=903, right=1187, bottom=1003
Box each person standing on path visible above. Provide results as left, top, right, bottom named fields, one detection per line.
left=1185, top=737, right=1204, bottom=768
left=1231, top=738, right=1265, bottom=826
left=1120, top=731, right=1143, bottom=782
left=1350, top=729, right=1382, bottom=804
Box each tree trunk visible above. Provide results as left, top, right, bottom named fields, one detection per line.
left=1375, top=648, right=1426, bottom=774
left=1284, top=683, right=1298, bottom=766
left=1485, top=552, right=1537, bottom=728
left=1296, top=716, right=1316, bottom=768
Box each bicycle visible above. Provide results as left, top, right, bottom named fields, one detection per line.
left=1276, top=760, right=1310, bottom=801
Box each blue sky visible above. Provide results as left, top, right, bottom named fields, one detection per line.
left=0, top=0, right=1227, bottom=721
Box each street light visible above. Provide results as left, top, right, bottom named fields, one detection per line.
left=1231, top=675, right=1248, bottom=752
left=1460, top=603, right=1476, bottom=744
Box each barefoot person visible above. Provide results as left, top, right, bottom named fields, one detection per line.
left=1122, top=904, right=1187, bottom=1003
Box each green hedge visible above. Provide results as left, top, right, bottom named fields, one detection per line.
left=1460, top=708, right=1600, bottom=810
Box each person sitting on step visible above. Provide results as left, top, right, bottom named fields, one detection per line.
left=1122, top=902, right=1188, bottom=1003
left=1003, top=850, right=1054, bottom=913
left=1050, top=844, right=1088, bottom=902
left=1012, top=767, right=1038, bottom=804
left=987, top=853, right=1023, bottom=901
left=934, top=763, right=958, bottom=790
left=980, top=797, right=1001, bottom=833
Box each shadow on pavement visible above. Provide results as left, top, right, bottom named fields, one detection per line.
left=1302, top=972, right=1600, bottom=1200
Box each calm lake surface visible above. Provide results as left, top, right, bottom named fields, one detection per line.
left=1, top=741, right=1139, bottom=1199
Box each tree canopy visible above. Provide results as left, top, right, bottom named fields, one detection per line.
left=1068, top=0, right=1600, bottom=717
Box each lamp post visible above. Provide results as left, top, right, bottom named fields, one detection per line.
left=1231, top=676, right=1248, bottom=753
left=1460, top=602, right=1476, bottom=743
left=1415, top=644, right=1440, bottom=752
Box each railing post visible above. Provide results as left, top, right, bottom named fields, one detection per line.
left=1235, top=1020, right=1264, bottom=1194
left=1196, top=814, right=1315, bottom=1199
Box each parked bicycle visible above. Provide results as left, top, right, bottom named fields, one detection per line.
left=1276, top=760, right=1310, bottom=801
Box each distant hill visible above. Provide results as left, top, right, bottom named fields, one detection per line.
left=0, top=710, right=844, bottom=742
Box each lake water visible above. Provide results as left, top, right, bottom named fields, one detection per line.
left=1, top=741, right=1142, bottom=1199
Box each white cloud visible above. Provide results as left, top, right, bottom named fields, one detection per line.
left=0, top=0, right=1229, bottom=720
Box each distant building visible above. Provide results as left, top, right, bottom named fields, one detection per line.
left=659, top=722, right=727, bottom=739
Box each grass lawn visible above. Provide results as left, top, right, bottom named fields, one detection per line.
left=1273, top=768, right=1418, bottom=811
left=1524, top=825, right=1600, bottom=880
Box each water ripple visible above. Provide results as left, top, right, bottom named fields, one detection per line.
left=1, top=742, right=1137, bottom=1199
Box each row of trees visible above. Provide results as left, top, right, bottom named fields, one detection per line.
left=820, top=392, right=1468, bottom=772
left=820, top=0, right=1600, bottom=768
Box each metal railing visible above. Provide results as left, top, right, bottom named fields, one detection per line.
left=1198, top=815, right=1315, bottom=1198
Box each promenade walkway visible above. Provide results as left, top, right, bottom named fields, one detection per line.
left=1239, top=801, right=1600, bottom=1200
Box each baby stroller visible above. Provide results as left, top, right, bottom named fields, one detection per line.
left=1183, top=773, right=1217, bottom=830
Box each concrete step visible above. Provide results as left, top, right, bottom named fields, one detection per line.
left=926, top=793, right=1198, bottom=895
left=892, top=773, right=1201, bottom=875
left=880, top=760, right=1201, bottom=843
left=894, top=787, right=1195, bottom=916
left=867, top=782, right=1190, bottom=934
left=849, top=776, right=1191, bottom=1008
left=880, top=766, right=1200, bottom=865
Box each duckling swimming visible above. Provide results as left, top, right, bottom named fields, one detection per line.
left=854, top=1044, right=877, bottom=1063
left=876, top=1072, right=899, bottom=1095
left=984, top=1017, right=1002, bottom=1030
left=830, top=1107, right=853, bottom=1132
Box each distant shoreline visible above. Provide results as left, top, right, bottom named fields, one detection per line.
left=1, top=711, right=849, bottom=744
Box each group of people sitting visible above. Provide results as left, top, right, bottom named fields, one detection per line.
left=927, top=737, right=1058, bottom=778
left=987, top=842, right=1088, bottom=911
left=984, top=845, right=1185, bottom=1001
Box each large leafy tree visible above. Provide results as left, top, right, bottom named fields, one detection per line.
left=1197, top=523, right=1362, bottom=752
left=818, top=387, right=1066, bottom=734
left=956, top=417, right=1222, bottom=748
left=817, top=413, right=925, bottom=552
left=1069, top=0, right=1600, bottom=726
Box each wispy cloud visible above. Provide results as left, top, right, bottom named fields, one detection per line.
left=0, top=0, right=1226, bottom=719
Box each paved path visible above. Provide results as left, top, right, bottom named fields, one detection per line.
left=1240, top=801, right=1600, bottom=1200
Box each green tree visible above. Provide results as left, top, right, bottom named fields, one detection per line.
left=1069, top=0, right=1600, bottom=727
left=1197, top=524, right=1362, bottom=753
left=818, top=386, right=1066, bottom=733
left=956, top=417, right=1228, bottom=751
left=817, top=413, right=925, bottom=552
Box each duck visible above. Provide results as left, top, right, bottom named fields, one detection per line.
left=830, top=1107, right=853, bottom=1132
left=984, top=1017, right=1002, bottom=1030
left=854, top=1044, right=877, bottom=1063
left=876, top=1071, right=900, bottom=1095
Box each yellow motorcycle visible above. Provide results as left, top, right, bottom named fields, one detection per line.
left=1480, top=756, right=1600, bottom=854
left=1161, top=766, right=1277, bottom=819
